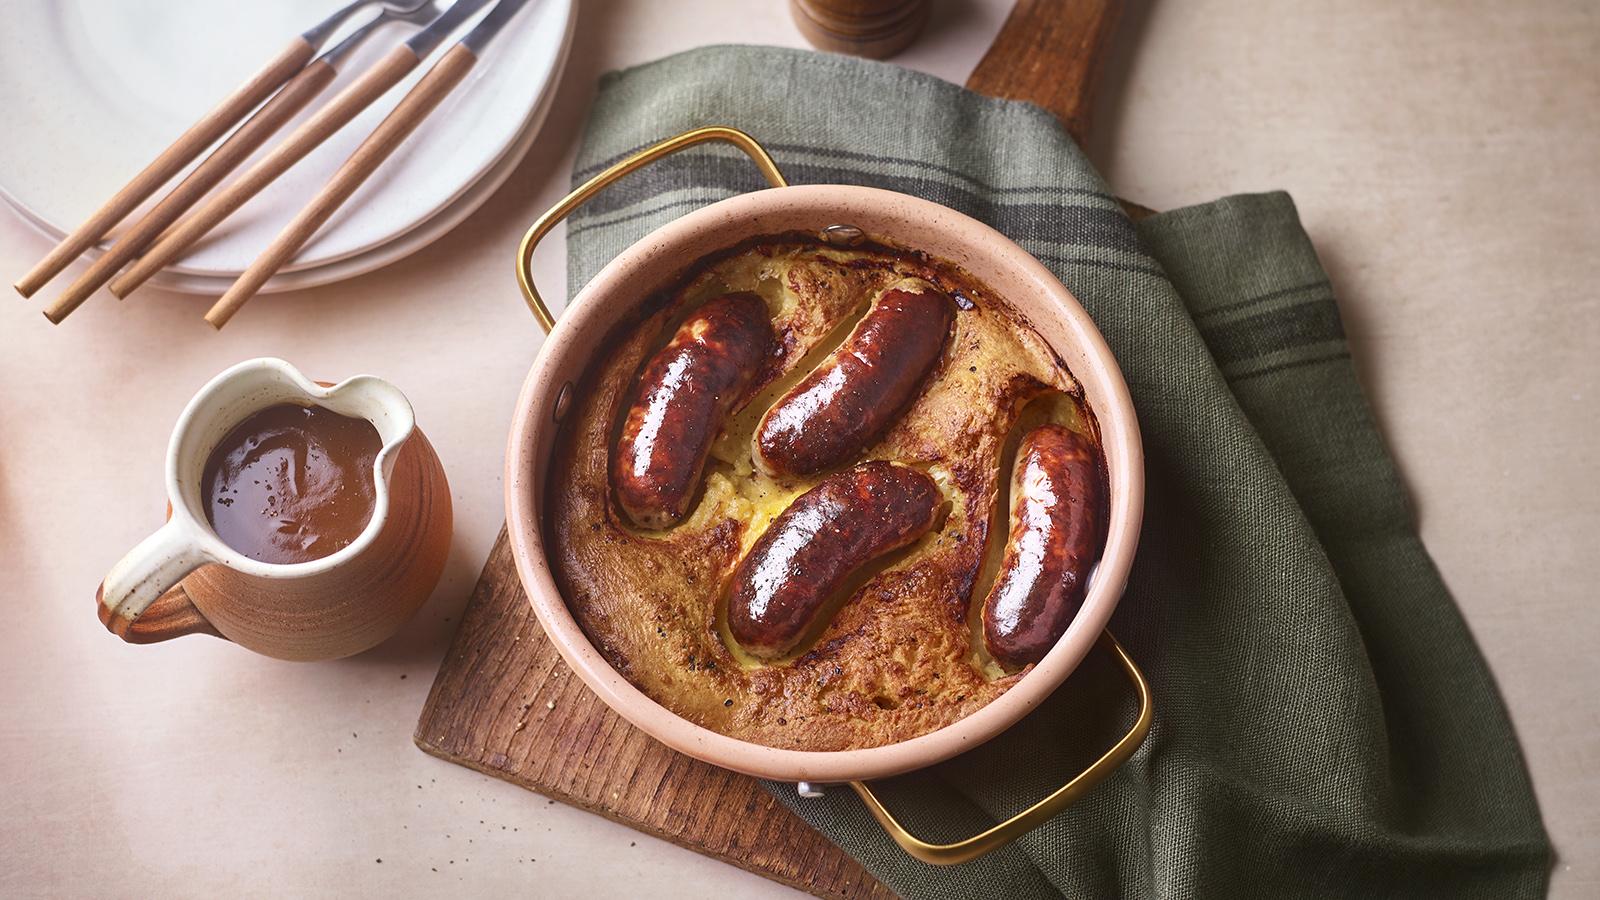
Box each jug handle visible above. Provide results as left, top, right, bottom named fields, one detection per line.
left=97, top=519, right=222, bottom=644
left=97, top=583, right=221, bottom=643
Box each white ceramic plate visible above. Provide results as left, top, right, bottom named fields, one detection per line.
left=0, top=0, right=574, bottom=293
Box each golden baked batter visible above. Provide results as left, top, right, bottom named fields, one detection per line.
left=547, top=235, right=1099, bottom=751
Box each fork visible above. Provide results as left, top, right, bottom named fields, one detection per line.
left=205, top=0, right=536, bottom=328
left=108, top=0, right=495, bottom=303
left=14, top=0, right=401, bottom=300
left=40, top=0, right=444, bottom=324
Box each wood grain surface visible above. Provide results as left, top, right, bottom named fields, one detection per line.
left=967, top=0, right=1122, bottom=143
left=413, top=3, right=1122, bottom=897
left=789, top=0, right=933, bottom=59
left=415, top=531, right=897, bottom=900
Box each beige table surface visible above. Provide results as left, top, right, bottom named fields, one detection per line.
left=2, top=1, right=1595, bottom=896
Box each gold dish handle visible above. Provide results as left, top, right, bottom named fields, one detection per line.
left=516, top=125, right=789, bottom=333
left=847, top=630, right=1153, bottom=866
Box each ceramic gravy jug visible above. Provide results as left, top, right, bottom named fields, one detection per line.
left=97, top=358, right=452, bottom=661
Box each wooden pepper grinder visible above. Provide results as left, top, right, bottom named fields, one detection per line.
left=790, top=0, right=932, bottom=59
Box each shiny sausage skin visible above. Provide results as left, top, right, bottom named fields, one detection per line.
left=753, top=278, right=954, bottom=478
left=981, top=424, right=1106, bottom=669
left=611, top=292, right=773, bottom=530
left=728, top=461, right=943, bottom=659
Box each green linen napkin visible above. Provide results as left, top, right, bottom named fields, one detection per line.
left=564, top=45, right=1550, bottom=899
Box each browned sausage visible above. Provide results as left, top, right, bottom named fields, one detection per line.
left=728, top=461, right=943, bottom=659
left=611, top=292, right=773, bottom=530
left=981, top=423, right=1106, bottom=669
left=753, top=278, right=953, bottom=478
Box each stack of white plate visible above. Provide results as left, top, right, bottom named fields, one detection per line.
left=0, top=0, right=576, bottom=294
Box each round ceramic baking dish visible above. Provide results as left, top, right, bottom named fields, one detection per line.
left=505, top=128, right=1150, bottom=864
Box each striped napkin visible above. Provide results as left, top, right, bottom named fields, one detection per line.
left=564, top=45, right=1551, bottom=899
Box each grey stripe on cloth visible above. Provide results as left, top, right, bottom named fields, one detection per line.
left=1198, top=296, right=1346, bottom=368
left=1191, top=279, right=1332, bottom=320
left=575, top=141, right=1119, bottom=205
left=564, top=45, right=1551, bottom=900
left=568, top=153, right=1142, bottom=255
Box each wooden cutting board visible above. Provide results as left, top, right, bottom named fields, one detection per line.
left=414, top=3, right=1124, bottom=897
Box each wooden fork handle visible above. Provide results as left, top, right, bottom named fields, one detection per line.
left=110, top=44, right=423, bottom=301
left=43, top=59, right=340, bottom=324
left=206, top=45, right=481, bottom=329
left=13, top=35, right=315, bottom=299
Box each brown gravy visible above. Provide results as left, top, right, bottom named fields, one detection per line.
left=203, top=404, right=381, bottom=564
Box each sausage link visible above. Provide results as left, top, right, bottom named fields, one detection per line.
left=611, top=292, right=773, bottom=530
left=753, top=278, right=953, bottom=478
left=981, top=423, right=1106, bottom=669
left=728, top=461, right=943, bottom=659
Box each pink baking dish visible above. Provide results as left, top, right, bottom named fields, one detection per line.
left=503, top=127, right=1149, bottom=863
